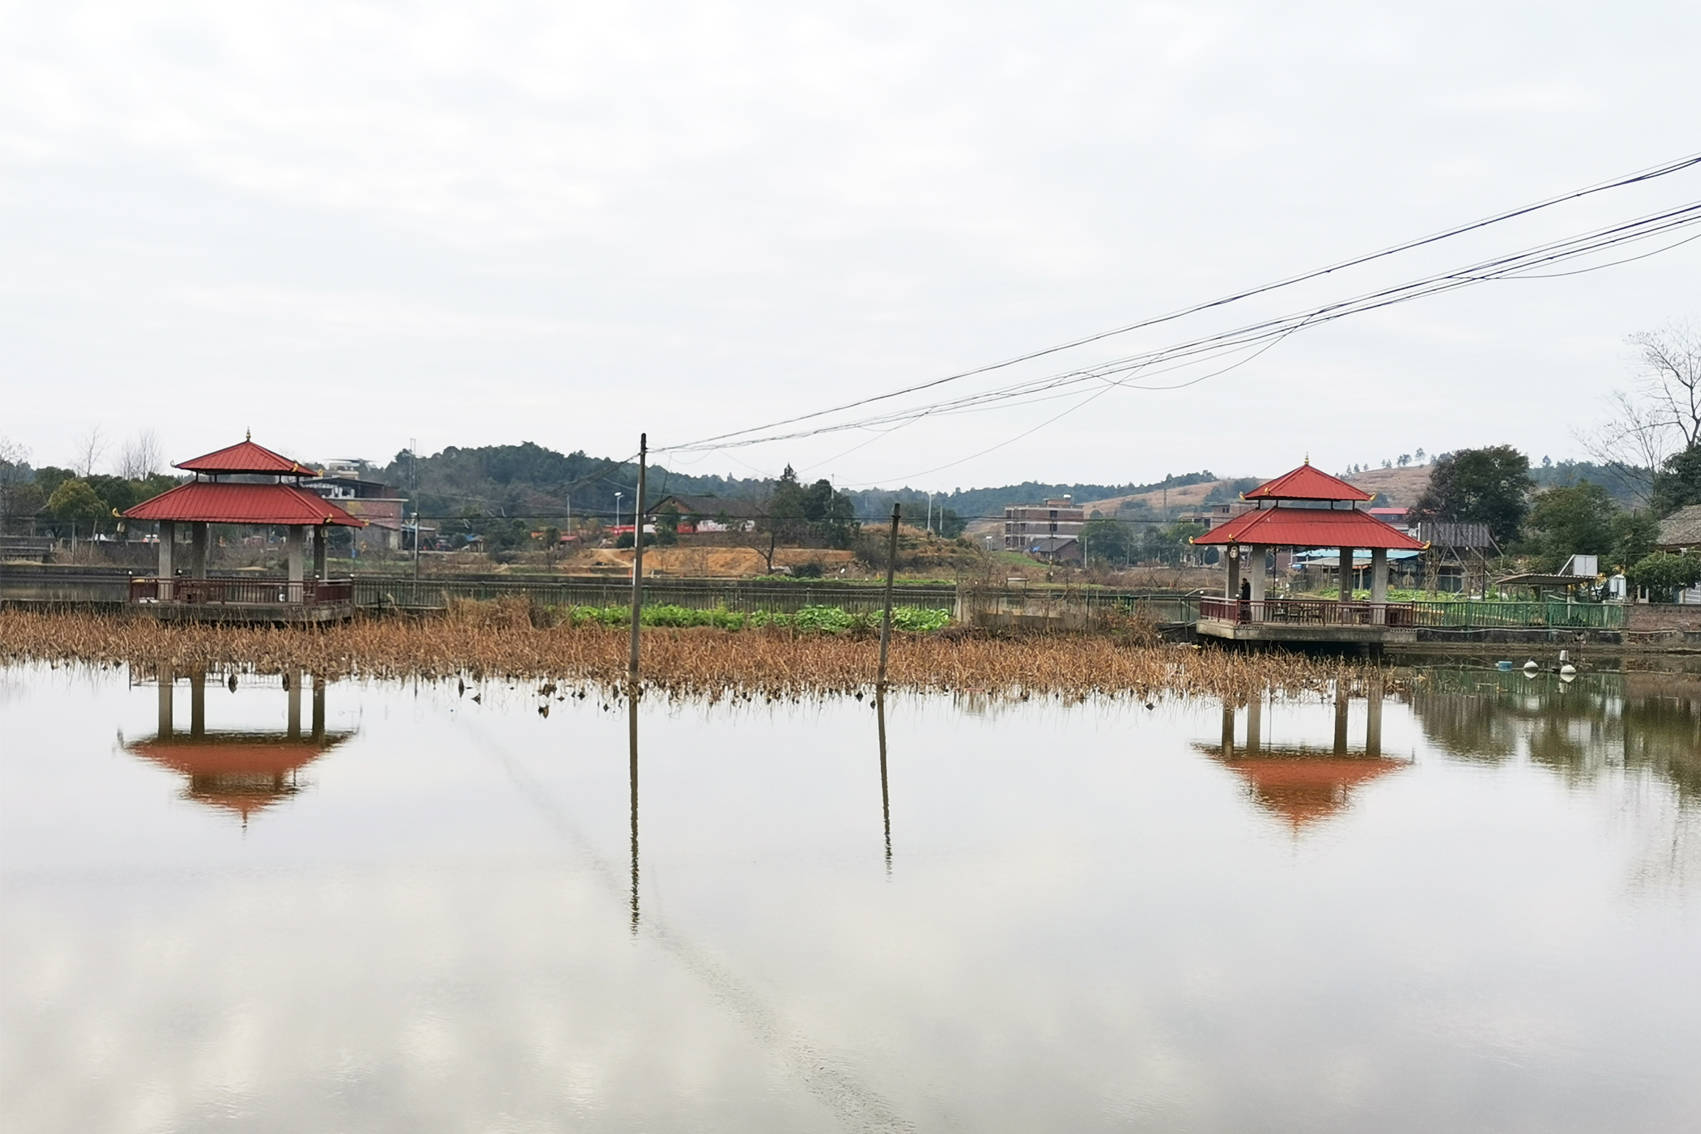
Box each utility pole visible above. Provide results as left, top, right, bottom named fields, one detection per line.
left=627, top=434, right=647, bottom=691
left=877, top=503, right=900, bottom=690
left=410, top=437, right=420, bottom=582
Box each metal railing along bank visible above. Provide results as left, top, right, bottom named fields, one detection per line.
left=1198, top=595, right=1627, bottom=630
left=354, top=576, right=957, bottom=614
left=129, top=576, right=355, bottom=606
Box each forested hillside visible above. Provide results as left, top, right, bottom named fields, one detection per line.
left=375, top=441, right=1222, bottom=531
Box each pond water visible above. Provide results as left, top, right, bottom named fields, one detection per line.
left=3, top=662, right=1700, bottom=1133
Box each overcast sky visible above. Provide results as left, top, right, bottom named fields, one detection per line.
left=3, top=1, right=1697, bottom=491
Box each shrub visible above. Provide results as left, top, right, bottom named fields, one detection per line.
left=1628, top=551, right=1701, bottom=601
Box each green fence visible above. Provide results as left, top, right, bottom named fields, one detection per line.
left=1409, top=601, right=1625, bottom=630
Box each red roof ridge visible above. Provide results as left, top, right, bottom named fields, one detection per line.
left=1243, top=462, right=1374, bottom=503
left=175, top=438, right=319, bottom=476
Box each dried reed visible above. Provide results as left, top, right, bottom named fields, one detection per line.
left=0, top=610, right=1401, bottom=703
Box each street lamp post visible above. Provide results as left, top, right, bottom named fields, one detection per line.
left=615, top=491, right=624, bottom=534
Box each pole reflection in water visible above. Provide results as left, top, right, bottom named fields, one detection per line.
left=877, top=688, right=892, bottom=874
left=628, top=695, right=640, bottom=935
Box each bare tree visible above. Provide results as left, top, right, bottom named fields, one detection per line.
left=118, top=429, right=164, bottom=480
left=1582, top=324, right=1701, bottom=507
left=1583, top=390, right=1671, bottom=506
left=75, top=425, right=107, bottom=477
left=1631, top=324, right=1701, bottom=447
left=0, top=435, right=29, bottom=531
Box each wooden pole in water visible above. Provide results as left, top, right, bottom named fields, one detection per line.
left=628, top=433, right=647, bottom=691
left=877, top=503, right=900, bottom=689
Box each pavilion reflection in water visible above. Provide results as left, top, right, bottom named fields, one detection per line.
left=124, top=668, right=354, bottom=824
left=1200, top=675, right=1407, bottom=832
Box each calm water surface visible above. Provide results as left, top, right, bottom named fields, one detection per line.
left=3, top=662, right=1700, bottom=1133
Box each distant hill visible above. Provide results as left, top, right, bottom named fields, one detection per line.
left=1073, top=463, right=1437, bottom=519
left=369, top=440, right=1642, bottom=552
left=377, top=441, right=1227, bottom=530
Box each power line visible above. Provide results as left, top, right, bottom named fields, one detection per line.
left=655, top=150, right=1701, bottom=456
left=661, top=199, right=1701, bottom=454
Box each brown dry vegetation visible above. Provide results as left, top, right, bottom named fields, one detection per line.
left=0, top=608, right=1399, bottom=704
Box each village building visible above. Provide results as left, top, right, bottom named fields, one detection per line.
left=1003, top=496, right=1084, bottom=554
left=1654, top=505, right=1701, bottom=604
left=643, top=494, right=761, bottom=533
left=302, top=472, right=408, bottom=552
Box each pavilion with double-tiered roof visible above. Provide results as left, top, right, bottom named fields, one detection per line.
left=122, top=436, right=364, bottom=622
left=1191, top=460, right=1428, bottom=645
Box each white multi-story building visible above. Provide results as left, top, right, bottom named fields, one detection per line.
left=1003, top=497, right=1085, bottom=553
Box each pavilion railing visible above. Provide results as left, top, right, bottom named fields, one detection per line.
left=1198, top=596, right=1420, bottom=626
left=129, top=577, right=354, bottom=606
left=1198, top=596, right=1626, bottom=630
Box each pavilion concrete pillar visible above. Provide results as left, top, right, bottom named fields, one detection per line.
left=1220, top=702, right=1235, bottom=757
left=1246, top=692, right=1263, bottom=752
left=1370, top=548, right=1389, bottom=625
left=190, top=522, right=209, bottom=579
left=312, top=525, right=328, bottom=580
left=1225, top=545, right=1241, bottom=600
left=1339, top=547, right=1354, bottom=603
left=157, top=521, right=175, bottom=600
left=285, top=526, right=305, bottom=602
left=1248, top=544, right=1267, bottom=619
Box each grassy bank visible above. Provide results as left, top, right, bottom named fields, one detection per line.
left=0, top=609, right=1393, bottom=701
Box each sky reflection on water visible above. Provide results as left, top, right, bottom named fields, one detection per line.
left=3, top=663, right=1700, bottom=1133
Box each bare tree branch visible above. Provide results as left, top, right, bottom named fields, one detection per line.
left=118, top=429, right=163, bottom=480
left=1584, top=324, right=1701, bottom=508
left=1629, top=324, right=1701, bottom=448
left=75, top=425, right=107, bottom=478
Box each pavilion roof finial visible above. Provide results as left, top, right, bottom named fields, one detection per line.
left=1304, top=453, right=1310, bottom=465
left=246, top=427, right=252, bottom=441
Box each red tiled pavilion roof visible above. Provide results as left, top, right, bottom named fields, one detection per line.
left=127, top=731, right=352, bottom=820
left=176, top=438, right=319, bottom=476
left=1191, top=506, right=1425, bottom=550
left=128, top=732, right=352, bottom=776
left=123, top=481, right=366, bottom=526
left=1199, top=749, right=1406, bottom=829
left=1245, top=462, right=1374, bottom=502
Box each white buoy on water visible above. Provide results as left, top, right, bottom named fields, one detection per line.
left=1523, top=659, right=1539, bottom=672
left=1560, top=663, right=1577, bottom=677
